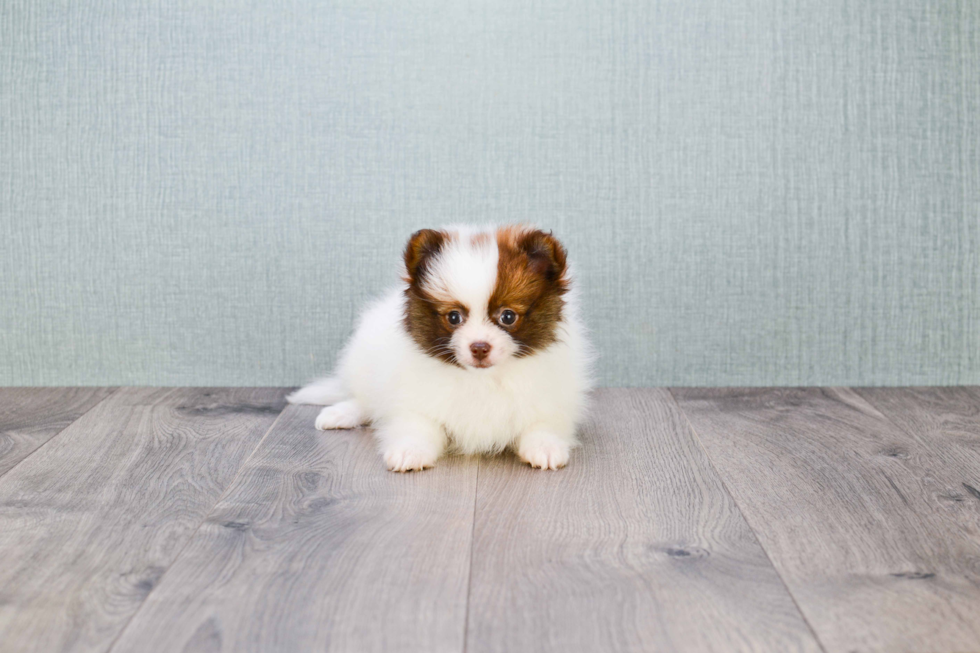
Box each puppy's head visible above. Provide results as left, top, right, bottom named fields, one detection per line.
left=403, top=225, right=569, bottom=369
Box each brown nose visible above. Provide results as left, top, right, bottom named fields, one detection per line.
left=469, top=342, right=491, bottom=361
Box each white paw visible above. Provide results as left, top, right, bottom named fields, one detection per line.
left=518, top=436, right=571, bottom=470
left=314, top=402, right=364, bottom=430
left=383, top=444, right=438, bottom=472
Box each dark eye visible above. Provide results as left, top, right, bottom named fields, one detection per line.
left=447, top=310, right=463, bottom=326
left=499, top=309, right=517, bottom=326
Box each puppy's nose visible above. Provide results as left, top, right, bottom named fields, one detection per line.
left=469, top=342, right=491, bottom=361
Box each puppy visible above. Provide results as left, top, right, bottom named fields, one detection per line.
left=288, top=225, right=593, bottom=472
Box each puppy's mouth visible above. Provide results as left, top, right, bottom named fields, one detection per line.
left=468, top=360, right=494, bottom=369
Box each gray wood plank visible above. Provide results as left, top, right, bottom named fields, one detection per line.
left=0, top=387, right=116, bottom=477
left=466, top=388, right=821, bottom=653
left=109, top=404, right=479, bottom=653
left=0, top=387, right=287, bottom=653
left=855, top=387, right=980, bottom=473
left=672, top=387, right=980, bottom=653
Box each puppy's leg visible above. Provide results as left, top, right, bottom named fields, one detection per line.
left=516, top=423, right=578, bottom=470
left=376, top=414, right=446, bottom=472
left=314, top=400, right=367, bottom=430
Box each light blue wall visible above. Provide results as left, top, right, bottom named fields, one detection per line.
left=2, top=0, right=978, bottom=387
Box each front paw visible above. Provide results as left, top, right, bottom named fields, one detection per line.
left=518, top=434, right=571, bottom=470
left=315, top=401, right=363, bottom=430
left=383, top=443, right=439, bottom=472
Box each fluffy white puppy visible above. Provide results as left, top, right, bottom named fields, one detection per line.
left=288, top=225, right=593, bottom=472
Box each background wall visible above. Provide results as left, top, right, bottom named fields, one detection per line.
left=2, top=0, right=978, bottom=387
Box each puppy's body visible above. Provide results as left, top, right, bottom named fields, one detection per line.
left=289, top=225, right=592, bottom=471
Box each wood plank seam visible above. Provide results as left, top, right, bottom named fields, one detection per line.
left=667, top=387, right=830, bottom=653
left=670, top=386, right=980, bottom=651
left=0, top=386, right=120, bottom=481
left=461, top=458, right=480, bottom=653
left=464, top=388, right=822, bottom=652
left=103, top=400, right=291, bottom=653
left=107, top=403, right=479, bottom=652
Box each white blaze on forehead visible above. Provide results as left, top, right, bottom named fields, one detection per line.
left=422, top=227, right=498, bottom=317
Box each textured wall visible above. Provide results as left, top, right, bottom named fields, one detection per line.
left=1, top=0, right=978, bottom=387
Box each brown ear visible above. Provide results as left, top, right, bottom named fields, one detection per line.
left=404, top=229, right=448, bottom=282
left=517, top=230, right=568, bottom=285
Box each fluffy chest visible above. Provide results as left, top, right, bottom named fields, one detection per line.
left=402, top=364, right=542, bottom=452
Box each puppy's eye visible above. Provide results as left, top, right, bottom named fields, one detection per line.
left=447, top=310, right=463, bottom=326
left=499, top=309, right=518, bottom=326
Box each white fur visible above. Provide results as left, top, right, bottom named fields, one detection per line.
left=288, top=226, right=594, bottom=472
left=286, top=377, right=347, bottom=406
left=314, top=400, right=367, bottom=430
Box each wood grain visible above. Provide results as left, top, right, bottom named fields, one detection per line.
left=855, top=387, right=980, bottom=469
left=465, top=388, right=821, bottom=653
left=0, top=387, right=287, bottom=653
left=0, top=387, right=116, bottom=477
left=109, top=404, right=480, bottom=653
left=672, top=387, right=980, bottom=653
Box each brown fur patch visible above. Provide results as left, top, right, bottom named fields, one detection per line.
left=403, top=229, right=450, bottom=283
left=490, top=227, right=569, bottom=355
left=402, top=229, right=464, bottom=365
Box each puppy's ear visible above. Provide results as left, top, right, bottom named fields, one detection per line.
left=404, top=229, right=448, bottom=283
left=517, top=230, right=568, bottom=285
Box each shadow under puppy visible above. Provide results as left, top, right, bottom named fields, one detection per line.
left=288, top=225, right=593, bottom=472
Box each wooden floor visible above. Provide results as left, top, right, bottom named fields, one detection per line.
left=1, top=388, right=979, bottom=653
